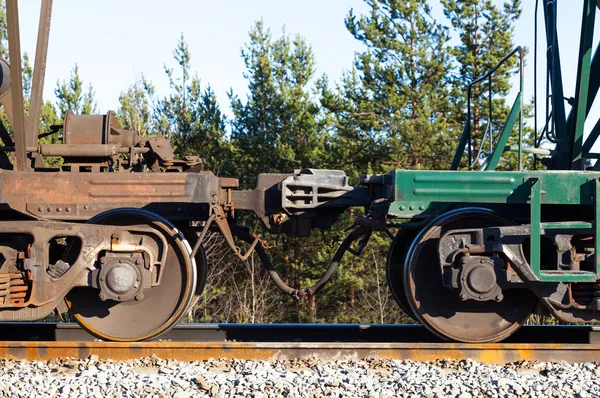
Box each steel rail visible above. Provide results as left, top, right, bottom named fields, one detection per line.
left=1, top=323, right=600, bottom=343
left=0, top=341, right=599, bottom=364
left=0, top=324, right=598, bottom=364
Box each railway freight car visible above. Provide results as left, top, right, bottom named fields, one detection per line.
left=0, top=0, right=596, bottom=343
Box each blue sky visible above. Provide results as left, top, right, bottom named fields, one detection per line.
left=14, top=0, right=600, bottom=140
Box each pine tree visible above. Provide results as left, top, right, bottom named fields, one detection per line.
left=153, top=35, right=231, bottom=175
left=320, top=0, right=457, bottom=176
left=229, top=21, right=326, bottom=186
left=117, top=77, right=155, bottom=137
left=54, top=64, right=97, bottom=118
left=441, top=0, right=523, bottom=168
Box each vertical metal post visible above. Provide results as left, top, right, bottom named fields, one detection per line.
left=530, top=179, right=542, bottom=277
left=5, top=0, right=28, bottom=172
left=27, top=0, right=53, bottom=166
left=596, top=179, right=600, bottom=274
left=467, top=88, right=472, bottom=169
left=571, top=0, right=596, bottom=168
left=488, top=76, right=493, bottom=154
left=518, top=48, right=524, bottom=171
left=543, top=0, right=569, bottom=168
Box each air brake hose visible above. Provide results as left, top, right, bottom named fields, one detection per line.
left=231, top=226, right=368, bottom=300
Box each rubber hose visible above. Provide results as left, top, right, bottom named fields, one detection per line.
left=231, top=227, right=367, bottom=299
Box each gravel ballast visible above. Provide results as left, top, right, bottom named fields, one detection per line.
left=0, top=356, right=598, bottom=397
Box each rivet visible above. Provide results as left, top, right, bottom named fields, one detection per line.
left=65, top=207, right=71, bottom=213
left=118, top=259, right=123, bottom=263
left=409, top=205, right=415, bottom=211
left=47, top=207, right=52, bottom=212
left=419, top=205, right=425, bottom=211
left=38, top=206, right=43, bottom=212
left=100, top=277, right=104, bottom=281
left=399, top=206, right=405, bottom=211
left=117, top=296, right=122, bottom=300
left=56, top=207, right=62, bottom=213
left=83, top=205, right=89, bottom=210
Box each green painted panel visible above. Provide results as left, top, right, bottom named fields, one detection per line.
left=530, top=179, right=542, bottom=277
left=541, top=222, right=593, bottom=230
left=537, top=272, right=596, bottom=282
left=391, top=170, right=599, bottom=214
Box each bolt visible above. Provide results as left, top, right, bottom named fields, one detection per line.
left=118, top=259, right=123, bottom=263
left=117, top=295, right=122, bottom=300
left=459, top=293, right=468, bottom=301
left=495, top=294, right=504, bottom=302
left=83, top=205, right=89, bottom=210
left=479, top=295, right=484, bottom=299
left=480, top=259, right=484, bottom=264
left=136, top=277, right=140, bottom=282
left=135, top=259, right=141, bottom=265
left=133, top=283, right=139, bottom=289
left=135, top=293, right=144, bottom=301
left=100, top=276, right=104, bottom=281
left=99, top=293, right=107, bottom=301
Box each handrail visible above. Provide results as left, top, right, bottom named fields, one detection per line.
left=451, top=47, right=524, bottom=170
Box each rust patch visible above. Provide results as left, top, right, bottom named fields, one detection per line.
left=0, top=342, right=595, bottom=364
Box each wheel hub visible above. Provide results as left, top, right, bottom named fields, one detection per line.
left=106, top=266, right=135, bottom=294
left=459, top=256, right=504, bottom=302
left=97, top=253, right=144, bottom=302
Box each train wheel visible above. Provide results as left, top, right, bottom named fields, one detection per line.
left=180, top=229, right=208, bottom=310
left=404, top=208, right=537, bottom=343
left=66, top=209, right=197, bottom=341
left=386, top=229, right=419, bottom=320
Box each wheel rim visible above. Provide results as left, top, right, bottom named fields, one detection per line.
left=403, top=208, right=537, bottom=343
left=181, top=229, right=208, bottom=310
left=386, top=229, right=419, bottom=320
left=66, top=209, right=196, bottom=341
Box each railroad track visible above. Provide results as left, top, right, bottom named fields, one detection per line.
left=0, top=323, right=599, bottom=364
